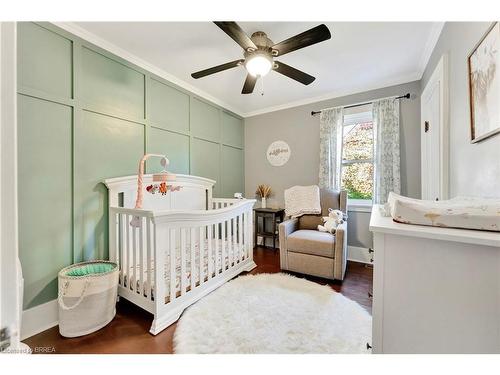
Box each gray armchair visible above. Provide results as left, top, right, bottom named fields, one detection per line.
left=279, top=189, right=348, bottom=281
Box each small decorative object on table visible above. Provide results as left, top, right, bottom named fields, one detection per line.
left=256, top=184, right=272, bottom=208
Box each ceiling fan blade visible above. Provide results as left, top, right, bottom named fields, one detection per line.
left=214, top=21, right=257, bottom=51
left=191, top=59, right=244, bottom=79
left=242, top=74, right=257, bottom=94
left=272, top=24, right=331, bottom=57
left=273, top=61, right=315, bottom=85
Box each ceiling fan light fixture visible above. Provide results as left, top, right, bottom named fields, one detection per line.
left=245, top=53, right=273, bottom=77
left=192, top=22, right=331, bottom=94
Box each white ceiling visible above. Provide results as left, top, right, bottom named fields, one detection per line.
left=68, top=22, right=443, bottom=117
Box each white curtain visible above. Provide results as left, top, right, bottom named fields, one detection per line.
left=318, top=107, right=344, bottom=190
left=372, top=98, right=401, bottom=204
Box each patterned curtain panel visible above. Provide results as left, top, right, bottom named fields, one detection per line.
left=318, top=107, right=344, bottom=190
left=372, top=98, right=401, bottom=204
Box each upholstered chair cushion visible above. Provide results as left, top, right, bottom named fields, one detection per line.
left=286, top=230, right=336, bottom=258
left=298, top=189, right=347, bottom=230
left=298, top=214, right=323, bottom=230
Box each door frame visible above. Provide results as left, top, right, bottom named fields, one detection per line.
left=421, top=54, right=449, bottom=200
left=0, top=22, right=21, bottom=351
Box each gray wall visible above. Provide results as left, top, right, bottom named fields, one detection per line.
left=245, top=81, right=421, bottom=249
left=422, top=22, right=500, bottom=198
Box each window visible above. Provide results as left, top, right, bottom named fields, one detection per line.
left=340, top=107, right=374, bottom=204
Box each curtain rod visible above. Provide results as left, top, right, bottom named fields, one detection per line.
left=310, top=93, right=411, bottom=116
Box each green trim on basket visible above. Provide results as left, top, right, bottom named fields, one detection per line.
left=65, top=262, right=116, bottom=277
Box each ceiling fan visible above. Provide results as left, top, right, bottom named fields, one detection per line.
left=191, top=22, right=332, bottom=94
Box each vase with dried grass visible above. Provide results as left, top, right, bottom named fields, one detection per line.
left=256, top=184, right=272, bottom=208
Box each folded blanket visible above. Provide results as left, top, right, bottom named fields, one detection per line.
left=284, top=185, right=321, bottom=218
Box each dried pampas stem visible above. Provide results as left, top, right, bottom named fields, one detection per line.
left=256, top=184, right=272, bottom=198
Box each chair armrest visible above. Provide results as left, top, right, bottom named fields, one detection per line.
left=278, top=218, right=298, bottom=270
left=279, top=218, right=298, bottom=238
left=334, top=221, right=348, bottom=280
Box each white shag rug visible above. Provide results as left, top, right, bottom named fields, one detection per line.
left=173, top=273, right=372, bottom=354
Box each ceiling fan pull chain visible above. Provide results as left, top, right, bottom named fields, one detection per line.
left=260, top=76, right=265, bottom=96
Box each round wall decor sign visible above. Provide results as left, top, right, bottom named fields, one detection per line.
left=266, top=140, right=291, bottom=166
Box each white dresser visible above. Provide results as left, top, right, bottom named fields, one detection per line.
left=369, top=206, right=500, bottom=353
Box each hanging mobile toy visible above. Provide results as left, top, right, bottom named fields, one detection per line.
left=130, top=154, right=181, bottom=227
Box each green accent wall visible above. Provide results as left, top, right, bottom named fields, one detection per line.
left=17, top=22, right=244, bottom=309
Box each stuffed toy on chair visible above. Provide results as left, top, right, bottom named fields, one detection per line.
left=317, top=208, right=344, bottom=234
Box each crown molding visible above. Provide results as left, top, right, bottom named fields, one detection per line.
left=53, top=22, right=440, bottom=119
left=242, top=71, right=421, bottom=118
left=52, top=22, right=245, bottom=117
left=418, top=22, right=445, bottom=78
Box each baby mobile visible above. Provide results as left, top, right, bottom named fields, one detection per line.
left=130, top=153, right=181, bottom=227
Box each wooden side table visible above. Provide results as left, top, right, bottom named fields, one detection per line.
left=253, top=208, right=285, bottom=249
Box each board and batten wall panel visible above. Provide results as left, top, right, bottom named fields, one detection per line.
left=222, top=111, right=244, bottom=148
left=148, top=128, right=190, bottom=174
left=149, top=78, right=189, bottom=133
left=191, top=98, right=221, bottom=143
left=81, top=47, right=145, bottom=120
left=73, top=112, right=145, bottom=261
left=17, top=96, right=73, bottom=309
left=191, top=138, right=221, bottom=196
left=17, top=22, right=244, bottom=309
left=17, top=22, right=73, bottom=99
left=222, top=145, right=245, bottom=198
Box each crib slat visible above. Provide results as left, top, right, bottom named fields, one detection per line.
left=232, top=218, right=236, bottom=266
left=180, top=228, right=187, bottom=295
left=139, top=217, right=144, bottom=295
left=119, top=214, right=125, bottom=286
left=146, top=218, right=152, bottom=299
left=238, top=214, right=243, bottom=263
left=125, top=215, right=131, bottom=288
left=169, top=228, right=176, bottom=302
left=199, top=226, right=204, bottom=285
left=229, top=219, right=232, bottom=267
left=208, top=225, right=213, bottom=279
left=232, top=217, right=237, bottom=266
left=215, top=223, right=219, bottom=275
left=190, top=227, right=196, bottom=291
left=132, top=222, right=138, bottom=292
left=221, top=220, right=226, bottom=271
left=244, top=211, right=250, bottom=259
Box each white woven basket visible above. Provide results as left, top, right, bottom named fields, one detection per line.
left=58, top=260, right=118, bottom=338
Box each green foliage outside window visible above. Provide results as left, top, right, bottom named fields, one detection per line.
left=341, top=122, right=373, bottom=200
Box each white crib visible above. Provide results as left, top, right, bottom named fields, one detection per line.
left=104, top=174, right=256, bottom=335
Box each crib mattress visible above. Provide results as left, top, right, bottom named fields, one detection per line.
left=387, top=192, right=500, bottom=232
left=121, top=238, right=246, bottom=300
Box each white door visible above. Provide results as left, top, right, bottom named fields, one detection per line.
left=0, top=22, right=23, bottom=352
left=421, top=55, right=449, bottom=201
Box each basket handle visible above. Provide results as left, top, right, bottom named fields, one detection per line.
left=58, top=278, right=90, bottom=311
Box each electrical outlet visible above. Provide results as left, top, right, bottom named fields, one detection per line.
left=0, top=327, right=11, bottom=353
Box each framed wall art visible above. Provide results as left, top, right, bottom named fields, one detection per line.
left=468, top=22, right=500, bottom=143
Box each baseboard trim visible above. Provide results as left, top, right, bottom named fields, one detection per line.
left=347, top=246, right=372, bottom=264
left=21, top=299, right=58, bottom=340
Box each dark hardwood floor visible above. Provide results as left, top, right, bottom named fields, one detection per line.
left=24, top=246, right=373, bottom=354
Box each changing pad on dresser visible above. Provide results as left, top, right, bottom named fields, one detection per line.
left=384, top=192, right=500, bottom=232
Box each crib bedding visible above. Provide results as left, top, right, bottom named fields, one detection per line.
left=121, top=238, right=246, bottom=299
